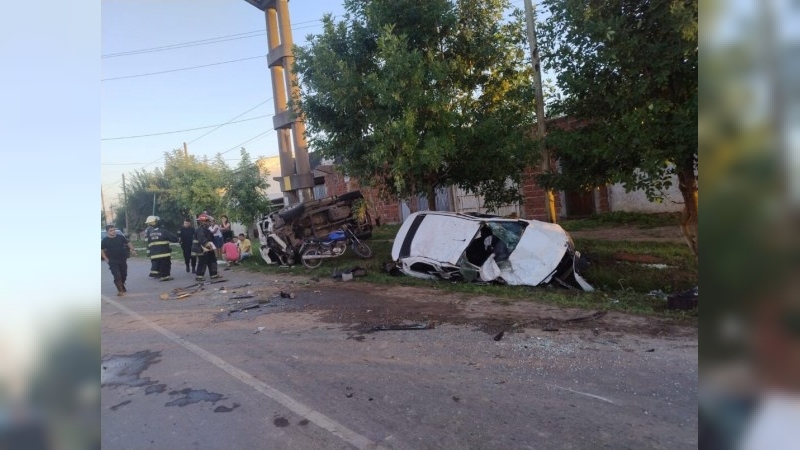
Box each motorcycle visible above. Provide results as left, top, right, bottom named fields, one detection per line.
left=299, top=224, right=372, bottom=269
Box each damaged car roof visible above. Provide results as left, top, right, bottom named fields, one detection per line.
left=391, top=211, right=593, bottom=291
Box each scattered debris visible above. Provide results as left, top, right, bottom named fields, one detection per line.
left=493, top=330, right=505, bottom=341
left=227, top=283, right=252, bottom=290
left=227, top=300, right=261, bottom=316
left=645, top=348, right=655, bottom=352
left=563, top=311, right=607, bottom=323
left=646, top=290, right=668, bottom=300
left=371, top=323, right=432, bottom=332
left=542, top=327, right=559, bottom=332
left=230, top=294, right=255, bottom=300
left=160, top=291, right=194, bottom=300
left=667, top=286, right=698, bottom=310
left=279, top=291, right=296, bottom=299
left=332, top=266, right=368, bottom=280
left=253, top=327, right=265, bottom=334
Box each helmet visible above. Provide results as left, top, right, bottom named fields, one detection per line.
left=197, top=213, right=212, bottom=222
left=145, top=215, right=159, bottom=226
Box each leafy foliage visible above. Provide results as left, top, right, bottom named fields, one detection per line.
left=294, top=0, right=541, bottom=210
left=119, top=148, right=270, bottom=233
left=220, top=148, right=272, bottom=226
left=536, top=0, right=698, bottom=200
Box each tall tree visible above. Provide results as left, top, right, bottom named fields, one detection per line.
left=221, top=148, right=272, bottom=227
left=162, top=149, right=226, bottom=222
left=536, top=0, right=698, bottom=257
left=294, top=0, right=540, bottom=210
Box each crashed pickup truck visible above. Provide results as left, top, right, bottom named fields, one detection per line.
left=257, top=190, right=372, bottom=266
left=390, top=211, right=593, bottom=291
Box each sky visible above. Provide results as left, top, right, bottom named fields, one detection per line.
left=101, top=0, right=351, bottom=217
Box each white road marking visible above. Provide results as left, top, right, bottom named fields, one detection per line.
left=103, top=295, right=391, bottom=450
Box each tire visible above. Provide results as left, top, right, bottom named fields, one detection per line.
left=352, top=241, right=372, bottom=258
left=301, top=248, right=323, bottom=269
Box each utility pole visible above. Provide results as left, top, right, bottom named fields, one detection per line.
left=183, top=142, right=188, bottom=158
left=101, top=185, right=108, bottom=226
left=122, top=174, right=130, bottom=234
left=524, top=0, right=558, bottom=223
left=243, top=0, right=314, bottom=206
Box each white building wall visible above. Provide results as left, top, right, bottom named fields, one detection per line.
left=608, top=175, right=684, bottom=213
left=451, top=187, right=521, bottom=217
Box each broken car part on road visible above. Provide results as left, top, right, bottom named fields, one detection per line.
left=390, top=211, right=594, bottom=291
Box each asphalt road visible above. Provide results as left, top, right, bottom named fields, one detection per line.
left=101, top=257, right=697, bottom=450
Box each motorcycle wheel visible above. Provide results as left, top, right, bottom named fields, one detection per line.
left=301, top=249, right=323, bottom=269
left=352, top=241, right=372, bottom=258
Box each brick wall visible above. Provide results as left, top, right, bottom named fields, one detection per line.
left=317, top=115, right=617, bottom=223
left=317, top=165, right=402, bottom=225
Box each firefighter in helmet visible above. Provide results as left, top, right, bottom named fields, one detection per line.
left=192, top=213, right=221, bottom=281
left=145, top=215, right=179, bottom=281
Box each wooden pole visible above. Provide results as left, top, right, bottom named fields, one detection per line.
left=524, top=0, right=558, bottom=223
left=101, top=185, right=108, bottom=226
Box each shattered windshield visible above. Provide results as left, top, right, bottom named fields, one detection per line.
left=485, top=221, right=525, bottom=254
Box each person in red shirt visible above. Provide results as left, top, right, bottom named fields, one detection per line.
left=221, top=236, right=240, bottom=270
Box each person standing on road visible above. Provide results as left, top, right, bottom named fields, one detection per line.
left=192, top=213, right=221, bottom=281
left=178, top=218, right=197, bottom=274
left=209, top=217, right=223, bottom=259
left=237, top=232, right=252, bottom=262
left=101, top=224, right=136, bottom=296
left=145, top=216, right=179, bottom=282
left=144, top=218, right=159, bottom=278
left=220, top=214, right=233, bottom=244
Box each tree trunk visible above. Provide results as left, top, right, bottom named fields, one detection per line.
left=427, top=186, right=437, bottom=211
left=677, top=163, right=698, bottom=264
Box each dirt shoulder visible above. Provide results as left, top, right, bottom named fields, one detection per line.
left=227, top=276, right=696, bottom=341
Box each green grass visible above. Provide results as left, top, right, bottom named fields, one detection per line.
left=227, top=222, right=696, bottom=323
left=560, top=211, right=682, bottom=231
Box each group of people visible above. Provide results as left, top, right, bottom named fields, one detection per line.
left=101, top=213, right=254, bottom=296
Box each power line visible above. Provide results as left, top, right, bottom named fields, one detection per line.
left=101, top=97, right=277, bottom=170
left=102, top=30, right=264, bottom=58
left=101, top=55, right=265, bottom=81
left=188, top=98, right=273, bottom=144
left=101, top=19, right=323, bottom=58
left=101, top=114, right=271, bottom=141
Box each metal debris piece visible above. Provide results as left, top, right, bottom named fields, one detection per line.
left=227, top=300, right=261, bottom=315
left=253, top=327, right=265, bottom=334
left=279, top=291, right=296, bottom=299
left=160, top=290, right=197, bottom=300
left=542, top=327, right=559, bottom=332
left=230, top=294, right=255, bottom=300
left=493, top=330, right=505, bottom=341
left=563, top=311, right=607, bottom=323
left=228, top=283, right=252, bottom=290
left=371, top=323, right=432, bottom=332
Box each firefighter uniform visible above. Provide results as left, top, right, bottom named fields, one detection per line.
left=146, top=220, right=179, bottom=281
left=192, top=215, right=220, bottom=281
